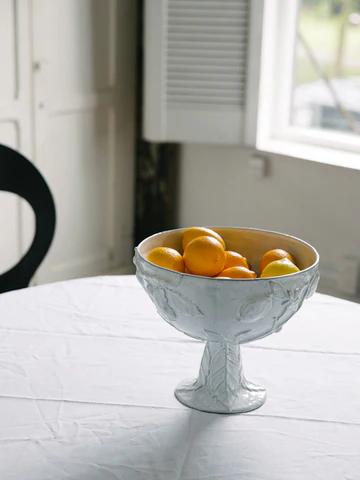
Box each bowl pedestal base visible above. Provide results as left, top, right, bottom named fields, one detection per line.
left=175, top=341, right=266, bottom=414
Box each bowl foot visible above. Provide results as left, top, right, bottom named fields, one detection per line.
left=174, top=341, right=266, bottom=414
left=175, top=378, right=266, bottom=414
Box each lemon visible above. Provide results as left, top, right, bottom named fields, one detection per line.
left=224, top=251, right=249, bottom=269
left=217, top=266, right=256, bottom=279
left=260, top=248, right=294, bottom=272
left=182, top=227, right=226, bottom=250
left=183, top=236, right=225, bottom=276
left=146, top=247, right=185, bottom=273
left=260, top=258, right=300, bottom=278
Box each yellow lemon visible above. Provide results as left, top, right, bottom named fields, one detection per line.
left=182, top=227, right=225, bottom=250
left=260, top=249, right=294, bottom=273
left=146, top=247, right=185, bottom=273
left=183, top=236, right=226, bottom=276
left=260, top=258, right=300, bottom=278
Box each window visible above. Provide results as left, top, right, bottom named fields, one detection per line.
left=256, top=0, right=360, bottom=166
left=292, top=0, right=360, bottom=135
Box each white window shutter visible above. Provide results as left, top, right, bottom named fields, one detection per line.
left=143, top=0, right=251, bottom=144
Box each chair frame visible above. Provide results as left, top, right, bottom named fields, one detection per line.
left=0, top=144, right=56, bottom=293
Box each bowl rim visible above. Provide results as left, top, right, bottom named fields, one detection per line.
left=135, top=226, right=320, bottom=282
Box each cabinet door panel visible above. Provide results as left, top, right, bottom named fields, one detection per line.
left=32, top=0, right=119, bottom=281
left=38, top=110, right=111, bottom=272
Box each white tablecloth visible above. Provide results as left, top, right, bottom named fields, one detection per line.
left=0, top=275, right=359, bottom=479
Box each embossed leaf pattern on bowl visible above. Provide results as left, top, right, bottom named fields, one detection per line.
left=236, top=277, right=309, bottom=331
left=143, top=278, right=177, bottom=321
left=165, top=288, right=204, bottom=318
left=237, top=295, right=273, bottom=324
left=210, top=345, right=240, bottom=408
left=203, top=329, right=224, bottom=343
left=139, top=271, right=204, bottom=323
left=269, top=279, right=309, bottom=330
left=200, top=342, right=242, bottom=410
left=306, top=269, right=320, bottom=298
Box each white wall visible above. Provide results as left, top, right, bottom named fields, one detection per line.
left=178, top=144, right=360, bottom=299
left=0, top=0, right=136, bottom=284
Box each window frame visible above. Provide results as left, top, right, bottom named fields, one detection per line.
left=253, top=0, right=360, bottom=166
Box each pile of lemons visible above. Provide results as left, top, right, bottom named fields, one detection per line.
left=146, top=227, right=300, bottom=279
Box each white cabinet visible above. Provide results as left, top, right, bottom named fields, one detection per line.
left=0, top=0, right=136, bottom=283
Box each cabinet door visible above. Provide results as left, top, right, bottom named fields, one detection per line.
left=32, top=0, right=135, bottom=282
left=0, top=0, right=34, bottom=275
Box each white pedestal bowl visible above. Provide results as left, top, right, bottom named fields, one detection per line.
left=134, top=227, right=319, bottom=414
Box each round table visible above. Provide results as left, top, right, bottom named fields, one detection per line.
left=0, top=275, right=359, bottom=479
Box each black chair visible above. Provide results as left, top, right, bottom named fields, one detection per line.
left=0, top=144, right=56, bottom=293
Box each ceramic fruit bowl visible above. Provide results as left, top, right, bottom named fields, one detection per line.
left=134, top=227, right=319, bottom=414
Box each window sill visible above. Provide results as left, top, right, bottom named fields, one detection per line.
left=257, top=138, right=360, bottom=171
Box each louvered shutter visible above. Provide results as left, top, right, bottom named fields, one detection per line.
left=143, top=0, right=250, bottom=144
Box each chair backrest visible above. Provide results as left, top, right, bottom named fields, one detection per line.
left=0, top=144, right=56, bottom=293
